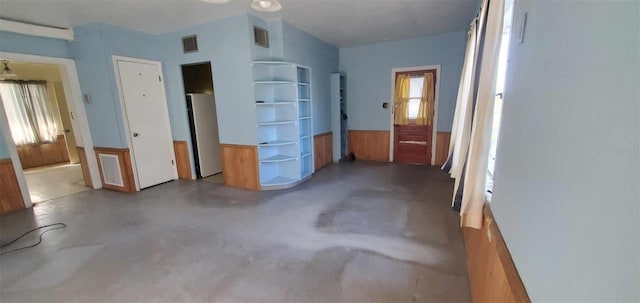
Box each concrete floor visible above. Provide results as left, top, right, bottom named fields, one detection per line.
left=24, top=163, right=90, bottom=203
left=0, top=162, right=470, bottom=302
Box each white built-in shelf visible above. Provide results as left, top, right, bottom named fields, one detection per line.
left=254, top=81, right=295, bottom=85
left=260, top=154, right=297, bottom=163
left=252, top=61, right=295, bottom=66
left=261, top=176, right=298, bottom=186
left=301, top=170, right=312, bottom=178
left=259, top=140, right=297, bottom=147
left=299, top=116, right=311, bottom=120
left=298, top=99, right=310, bottom=102
left=300, top=135, right=312, bottom=139
left=256, top=101, right=296, bottom=106
left=301, top=152, right=312, bottom=158
left=257, top=120, right=297, bottom=126
left=298, top=82, right=310, bottom=86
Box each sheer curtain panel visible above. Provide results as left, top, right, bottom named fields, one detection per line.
left=0, top=81, right=59, bottom=145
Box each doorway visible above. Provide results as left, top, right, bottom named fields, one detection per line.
left=391, top=68, right=438, bottom=165
left=0, top=52, right=101, bottom=210
left=180, top=62, right=222, bottom=183
left=114, top=56, right=177, bottom=190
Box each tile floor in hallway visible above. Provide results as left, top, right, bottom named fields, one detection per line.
left=23, top=163, right=90, bottom=203
left=0, top=162, right=470, bottom=303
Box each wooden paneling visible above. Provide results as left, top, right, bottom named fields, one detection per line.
left=464, top=204, right=530, bottom=303
left=221, top=144, right=259, bottom=191
left=314, top=132, right=332, bottom=171
left=76, top=146, right=92, bottom=188
left=17, top=134, right=69, bottom=169
left=0, top=158, right=25, bottom=215
left=173, top=141, right=192, bottom=180
left=94, top=147, right=136, bottom=193
left=393, top=124, right=432, bottom=165
left=435, top=132, right=451, bottom=166
left=348, top=130, right=390, bottom=162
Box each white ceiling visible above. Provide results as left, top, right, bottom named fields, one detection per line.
left=0, top=0, right=479, bottom=47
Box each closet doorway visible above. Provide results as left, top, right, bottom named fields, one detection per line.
left=390, top=66, right=439, bottom=165
left=180, top=62, right=222, bottom=184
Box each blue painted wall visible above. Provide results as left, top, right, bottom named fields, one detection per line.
left=0, top=30, right=71, bottom=59
left=281, top=21, right=339, bottom=134
left=339, top=31, right=467, bottom=132
left=162, top=14, right=255, bottom=145
left=491, top=1, right=639, bottom=301
left=71, top=23, right=165, bottom=148
left=0, top=135, right=9, bottom=159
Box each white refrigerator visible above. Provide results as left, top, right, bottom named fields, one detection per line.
left=186, top=93, right=222, bottom=178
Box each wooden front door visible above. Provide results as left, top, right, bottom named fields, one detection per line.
left=393, top=69, right=436, bottom=165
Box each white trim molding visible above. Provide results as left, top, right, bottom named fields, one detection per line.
left=389, top=65, right=441, bottom=165
left=0, top=19, right=74, bottom=41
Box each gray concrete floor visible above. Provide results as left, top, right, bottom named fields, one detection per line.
left=0, top=162, right=470, bottom=303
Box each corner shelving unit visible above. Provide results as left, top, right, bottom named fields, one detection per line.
left=253, top=61, right=313, bottom=190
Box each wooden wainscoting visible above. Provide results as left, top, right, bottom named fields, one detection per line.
left=221, top=144, right=259, bottom=191
left=17, top=134, right=70, bottom=169
left=464, top=205, right=530, bottom=303
left=76, top=146, right=92, bottom=188
left=314, top=132, right=332, bottom=171
left=435, top=132, right=451, bottom=166
left=94, top=147, right=136, bottom=193
left=348, top=130, right=390, bottom=162
left=173, top=141, right=192, bottom=180
left=0, top=158, right=25, bottom=215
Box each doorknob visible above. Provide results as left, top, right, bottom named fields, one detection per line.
left=133, top=132, right=140, bottom=137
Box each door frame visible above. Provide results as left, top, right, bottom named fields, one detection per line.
left=112, top=55, right=177, bottom=191
left=0, top=51, right=103, bottom=208
left=389, top=65, right=441, bottom=164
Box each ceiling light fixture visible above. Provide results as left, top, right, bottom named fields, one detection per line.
left=250, top=0, right=282, bottom=12
left=200, top=0, right=231, bottom=4
left=0, top=60, right=17, bottom=79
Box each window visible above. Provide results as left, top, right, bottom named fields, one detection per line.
left=0, top=81, right=60, bottom=145
left=408, top=76, right=424, bottom=119
left=486, top=0, right=515, bottom=200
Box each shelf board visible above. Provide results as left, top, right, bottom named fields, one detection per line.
left=254, top=81, right=295, bottom=85
left=300, top=134, right=312, bottom=139
left=300, top=152, right=312, bottom=158
left=252, top=61, right=295, bottom=65
left=257, top=120, right=297, bottom=126
left=260, top=154, right=297, bottom=163
left=256, top=101, right=296, bottom=106
left=298, top=82, right=310, bottom=86
left=261, top=176, right=298, bottom=186
left=299, top=116, right=311, bottom=120
left=259, top=140, right=297, bottom=147
left=298, top=99, right=310, bottom=102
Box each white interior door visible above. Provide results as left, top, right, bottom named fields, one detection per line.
left=117, top=59, right=176, bottom=189
left=192, top=94, right=222, bottom=177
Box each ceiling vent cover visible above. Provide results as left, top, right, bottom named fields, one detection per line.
left=182, top=35, right=198, bottom=53
left=254, top=26, right=269, bottom=48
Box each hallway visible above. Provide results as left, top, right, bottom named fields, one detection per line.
left=23, top=163, right=90, bottom=203
left=0, top=162, right=469, bottom=302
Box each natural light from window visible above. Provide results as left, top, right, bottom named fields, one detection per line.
left=486, top=1, right=514, bottom=201
left=408, top=76, right=424, bottom=119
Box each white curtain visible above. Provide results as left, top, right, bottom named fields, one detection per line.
left=442, top=0, right=505, bottom=229
left=0, top=81, right=59, bottom=145
left=460, top=0, right=505, bottom=228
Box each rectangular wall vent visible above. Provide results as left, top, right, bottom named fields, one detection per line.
left=99, top=154, right=124, bottom=187
left=182, top=35, right=198, bottom=53
left=253, top=26, right=269, bottom=48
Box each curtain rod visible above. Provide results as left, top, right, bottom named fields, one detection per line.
left=0, top=80, right=47, bottom=84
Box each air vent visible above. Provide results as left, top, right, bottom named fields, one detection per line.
left=182, top=35, right=198, bottom=53
left=99, top=154, right=124, bottom=187
left=254, top=26, right=269, bottom=48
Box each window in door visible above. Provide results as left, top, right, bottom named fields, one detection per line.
left=407, top=76, right=424, bottom=120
